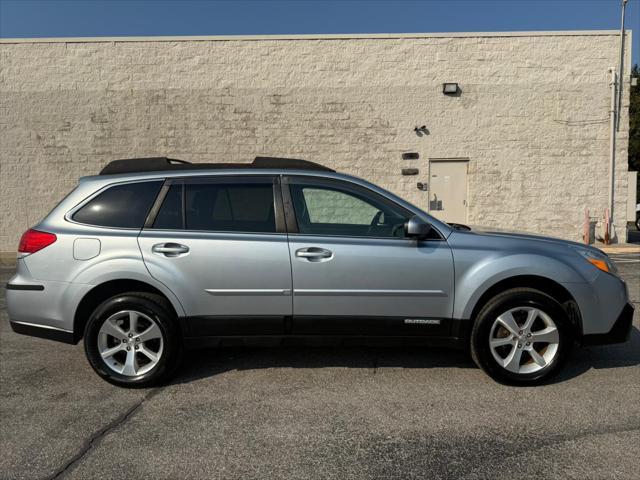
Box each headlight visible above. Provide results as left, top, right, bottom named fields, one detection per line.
left=571, top=246, right=617, bottom=275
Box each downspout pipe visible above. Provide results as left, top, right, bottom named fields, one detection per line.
left=616, top=0, right=628, bottom=132
left=608, top=68, right=617, bottom=243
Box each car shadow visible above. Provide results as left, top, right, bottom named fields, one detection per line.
left=553, top=325, right=640, bottom=383
left=169, top=326, right=640, bottom=386
left=170, top=345, right=476, bottom=385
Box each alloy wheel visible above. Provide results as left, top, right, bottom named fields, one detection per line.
left=489, top=306, right=560, bottom=375
left=97, top=310, right=164, bottom=377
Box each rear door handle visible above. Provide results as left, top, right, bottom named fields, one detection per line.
left=295, top=247, right=333, bottom=262
left=152, top=242, right=190, bottom=257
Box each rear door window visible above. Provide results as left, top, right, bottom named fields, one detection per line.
left=72, top=181, right=162, bottom=228
left=152, top=184, right=183, bottom=230
left=185, top=180, right=276, bottom=233
left=151, top=178, right=277, bottom=233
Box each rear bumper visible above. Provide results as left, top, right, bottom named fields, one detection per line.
left=582, top=303, right=634, bottom=346
left=6, top=268, right=91, bottom=339
left=10, top=320, right=75, bottom=344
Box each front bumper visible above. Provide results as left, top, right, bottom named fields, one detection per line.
left=582, top=303, right=635, bottom=346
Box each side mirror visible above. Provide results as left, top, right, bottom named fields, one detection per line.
left=405, top=216, right=432, bottom=239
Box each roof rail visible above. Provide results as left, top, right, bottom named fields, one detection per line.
left=99, top=156, right=334, bottom=175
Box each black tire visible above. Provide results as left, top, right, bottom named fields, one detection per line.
left=470, top=288, right=573, bottom=386
left=84, top=292, right=182, bottom=387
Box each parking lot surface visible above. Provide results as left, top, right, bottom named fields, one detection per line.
left=1, top=255, right=639, bottom=480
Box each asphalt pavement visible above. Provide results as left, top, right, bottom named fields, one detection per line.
left=1, top=256, right=639, bottom=480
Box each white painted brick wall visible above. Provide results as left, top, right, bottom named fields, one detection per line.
left=0, top=32, right=632, bottom=251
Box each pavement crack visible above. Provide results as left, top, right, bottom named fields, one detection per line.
left=47, top=388, right=161, bottom=480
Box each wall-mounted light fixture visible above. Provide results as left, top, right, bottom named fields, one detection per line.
left=442, top=83, right=459, bottom=95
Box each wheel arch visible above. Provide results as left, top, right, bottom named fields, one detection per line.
left=465, top=275, right=583, bottom=338
left=73, top=279, right=183, bottom=343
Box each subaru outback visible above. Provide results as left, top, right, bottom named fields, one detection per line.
left=6, top=157, right=634, bottom=386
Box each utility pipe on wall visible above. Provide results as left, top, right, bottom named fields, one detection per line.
left=616, top=0, right=628, bottom=131
left=607, top=68, right=617, bottom=244
left=604, top=0, right=627, bottom=243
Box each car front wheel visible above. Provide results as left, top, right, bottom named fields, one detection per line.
left=84, top=292, right=182, bottom=387
left=470, top=288, right=573, bottom=385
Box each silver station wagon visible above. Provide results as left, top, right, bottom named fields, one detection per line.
left=6, top=157, right=633, bottom=387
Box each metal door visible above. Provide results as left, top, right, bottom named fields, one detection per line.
left=283, top=176, right=455, bottom=336
left=428, top=160, right=468, bottom=224
left=138, top=176, right=293, bottom=335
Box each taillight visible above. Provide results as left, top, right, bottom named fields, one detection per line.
left=18, top=229, right=57, bottom=254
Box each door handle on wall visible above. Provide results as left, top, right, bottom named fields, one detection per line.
left=152, top=243, right=190, bottom=257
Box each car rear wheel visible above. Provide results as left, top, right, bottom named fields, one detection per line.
left=470, top=288, right=573, bottom=385
left=84, top=292, right=182, bottom=387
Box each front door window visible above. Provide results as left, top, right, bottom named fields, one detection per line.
left=288, top=180, right=410, bottom=238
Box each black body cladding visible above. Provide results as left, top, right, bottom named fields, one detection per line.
left=582, top=303, right=634, bottom=346
left=10, top=321, right=74, bottom=344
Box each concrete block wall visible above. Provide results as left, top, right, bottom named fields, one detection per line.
left=0, top=31, right=632, bottom=252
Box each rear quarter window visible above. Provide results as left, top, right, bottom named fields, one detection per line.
left=72, top=181, right=162, bottom=228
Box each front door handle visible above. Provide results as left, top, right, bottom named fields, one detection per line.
left=295, top=247, right=333, bottom=262
left=152, top=242, right=190, bottom=257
